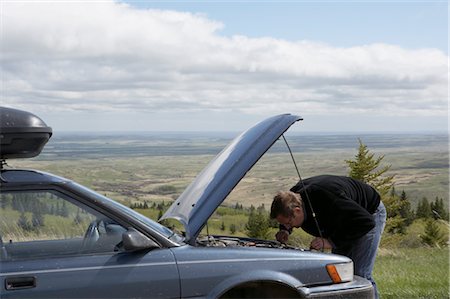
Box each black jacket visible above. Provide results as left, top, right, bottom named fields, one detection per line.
left=288, top=175, right=380, bottom=248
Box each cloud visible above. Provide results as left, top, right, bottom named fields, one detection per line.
left=2, top=1, right=448, bottom=119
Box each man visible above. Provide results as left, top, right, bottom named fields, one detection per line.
left=270, top=175, right=386, bottom=299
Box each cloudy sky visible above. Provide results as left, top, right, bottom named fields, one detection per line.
left=2, top=1, right=448, bottom=132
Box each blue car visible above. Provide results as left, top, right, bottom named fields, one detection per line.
left=0, top=107, right=374, bottom=298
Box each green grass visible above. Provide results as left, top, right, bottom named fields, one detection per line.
left=375, top=248, right=449, bottom=298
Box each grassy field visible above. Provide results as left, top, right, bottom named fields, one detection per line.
left=13, top=149, right=448, bottom=209
left=12, top=132, right=447, bottom=209
left=375, top=248, right=449, bottom=298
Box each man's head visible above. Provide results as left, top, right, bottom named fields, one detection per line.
left=270, top=191, right=305, bottom=229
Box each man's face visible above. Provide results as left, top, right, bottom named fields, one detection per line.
left=275, top=206, right=304, bottom=229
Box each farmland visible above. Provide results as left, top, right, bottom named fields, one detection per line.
left=13, top=131, right=448, bottom=208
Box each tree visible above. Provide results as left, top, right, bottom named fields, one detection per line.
left=416, top=197, right=432, bottom=219
left=431, top=197, right=449, bottom=221
left=345, top=139, right=394, bottom=197
left=257, top=204, right=265, bottom=213
left=74, top=209, right=83, bottom=225
left=220, top=221, right=226, bottom=231
left=18, top=212, right=32, bottom=231
left=1, top=195, right=11, bottom=209
left=32, top=210, right=45, bottom=228
left=57, top=201, right=69, bottom=217
left=345, top=139, right=417, bottom=235
left=230, top=224, right=237, bottom=235
left=384, top=190, right=413, bottom=234
left=420, top=219, right=446, bottom=247
left=246, top=210, right=270, bottom=239
left=398, top=190, right=414, bottom=226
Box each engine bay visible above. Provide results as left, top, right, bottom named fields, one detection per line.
left=197, top=235, right=306, bottom=251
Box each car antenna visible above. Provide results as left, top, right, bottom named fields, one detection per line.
left=281, top=134, right=324, bottom=252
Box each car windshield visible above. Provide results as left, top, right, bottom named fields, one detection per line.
left=69, top=182, right=184, bottom=243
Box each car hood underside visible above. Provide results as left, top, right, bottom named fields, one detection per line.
left=160, top=114, right=302, bottom=244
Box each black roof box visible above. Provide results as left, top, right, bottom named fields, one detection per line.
left=0, top=107, right=52, bottom=159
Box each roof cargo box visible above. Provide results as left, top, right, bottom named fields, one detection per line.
left=0, top=107, right=52, bottom=159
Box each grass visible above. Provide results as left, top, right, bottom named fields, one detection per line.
left=0, top=208, right=90, bottom=242
left=375, top=248, right=449, bottom=298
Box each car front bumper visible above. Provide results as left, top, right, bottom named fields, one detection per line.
left=300, top=276, right=374, bottom=298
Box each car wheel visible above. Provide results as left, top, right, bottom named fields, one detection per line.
left=219, top=281, right=302, bottom=298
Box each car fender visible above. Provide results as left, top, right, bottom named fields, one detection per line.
left=206, top=269, right=305, bottom=298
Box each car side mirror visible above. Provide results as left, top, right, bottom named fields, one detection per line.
left=122, top=228, right=160, bottom=252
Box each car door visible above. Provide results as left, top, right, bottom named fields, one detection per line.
left=0, top=189, right=180, bottom=299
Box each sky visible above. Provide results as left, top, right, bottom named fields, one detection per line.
left=1, top=1, right=448, bottom=133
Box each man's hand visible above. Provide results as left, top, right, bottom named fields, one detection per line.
left=275, top=230, right=289, bottom=243
left=310, top=237, right=333, bottom=251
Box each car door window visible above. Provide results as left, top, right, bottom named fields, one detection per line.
left=0, top=190, right=127, bottom=261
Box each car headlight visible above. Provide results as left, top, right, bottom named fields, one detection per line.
left=326, top=262, right=354, bottom=283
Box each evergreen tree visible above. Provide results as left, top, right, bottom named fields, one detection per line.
left=431, top=197, right=449, bottom=221
left=257, top=204, right=265, bottom=213
left=246, top=210, right=270, bottom=239
left=345, top=139, right=418, bottom=235
left=50, top=204, right=56, bottom=215
left=383, top=190, right=413, bottom=234
left=230, top=224, right=237, bottom=235
left=60, top=201, right=69, bottom=217
left=74, top=209, right=83, bottom=225
left=1, top=195, right=11, bottom=209
left=399, top=190, right=414, bottom=226
left=17, top=212, right=32, bottom=231
left=268, top=216, right=280, bottom=228
left=385, top=216, right=406, bottom=235
left=220, top=221, right=226, bottom=231
left=389, top=186, right=397, bottom=197
left=416, top=197, right=432, bottom=219
left=32, top=210, right=45, bottom=228
left=55, top=202, right=61, bottom=215
left=420, top=219, right=446, bottom=247
left=345, top=139, right=394, bottom=197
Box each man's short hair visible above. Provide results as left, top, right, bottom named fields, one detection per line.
left=270, top=191, right=303, bottom=219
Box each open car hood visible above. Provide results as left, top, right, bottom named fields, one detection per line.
left=160, top=114, right=302, bottom=244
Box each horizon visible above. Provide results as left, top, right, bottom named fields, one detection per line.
left=54, top=130, right=449, bottom=135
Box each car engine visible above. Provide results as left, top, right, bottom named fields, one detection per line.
left=197, top=235, right=305, bottom=251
